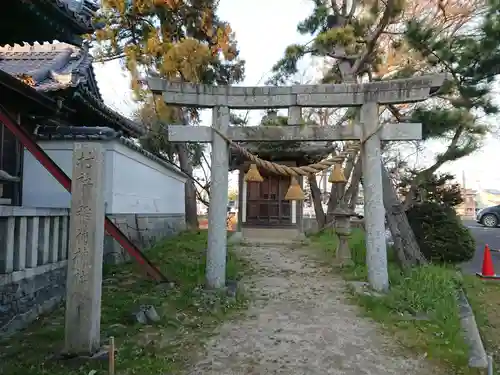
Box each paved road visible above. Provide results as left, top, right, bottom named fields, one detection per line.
left=461, top=219, right=500, bottom=274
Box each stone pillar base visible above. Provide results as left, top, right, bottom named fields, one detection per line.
left=57, top=346, right=111, bottom=362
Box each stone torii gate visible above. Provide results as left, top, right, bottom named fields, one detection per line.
left=148, top=75, right=445, bottom=292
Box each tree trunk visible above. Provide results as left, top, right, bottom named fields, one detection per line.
left=381, top=164, right=427, bottom=268
left=308, top=175, right=326, bottom=228
left=326, top=184, right=340, bottom=222
left=177, top=144, right=199, bottom=230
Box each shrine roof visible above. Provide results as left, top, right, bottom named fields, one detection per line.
left=0, top=0, right=99, bottom=46
left=0, top=42, right=145, bottom=137
left=229, top=141, right=332, bottom=170
left=35, top=125, right=188, bottom=179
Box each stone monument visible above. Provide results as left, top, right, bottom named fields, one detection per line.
left=64, top=142, right=106, bottom=356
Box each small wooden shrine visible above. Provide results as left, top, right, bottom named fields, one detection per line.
left=230, top=137, right=331, bottom=233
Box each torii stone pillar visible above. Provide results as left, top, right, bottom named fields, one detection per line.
left=148, top=74, right=446, bottom=292
left=360, top=102, right=388, bottom=290
left=206, top=106, right=230, bottom=289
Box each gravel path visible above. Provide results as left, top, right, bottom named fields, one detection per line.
left=188, top=243, right=438, bottom=375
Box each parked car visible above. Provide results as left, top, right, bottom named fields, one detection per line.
left=476, top=205, right=500, bottom=227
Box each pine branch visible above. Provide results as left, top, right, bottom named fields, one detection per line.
left=351, top=0, right=396, bottom=75
left=402, top=124, right=465, bottom=209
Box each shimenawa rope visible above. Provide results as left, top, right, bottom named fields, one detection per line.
left=210, top=120, right=384, bottom=176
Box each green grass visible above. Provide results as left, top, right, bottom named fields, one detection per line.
left=463, top=276, right=500, bottom=374
left=309, top=228, right=477, bottom=374
left=0, top=230, right=250, bottom=375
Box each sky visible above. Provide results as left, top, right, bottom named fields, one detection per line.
left=93, top=0, right=500, bottom=192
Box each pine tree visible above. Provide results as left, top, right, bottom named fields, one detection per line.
left=267, top=0, right=498, bottom=267
left=94, top=0, right=245, bottom=228
left=268, top=0, right=421, bottom=264
left=382, top=1, right=500, bottom=266
left=400, top=0, right=500, bottom=207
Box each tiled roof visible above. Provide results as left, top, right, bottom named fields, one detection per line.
left=0, top=42, right=96, bottom=93
left=0, top=69, right=67, bottom=116
left=0, top=42, right=145, bottom=137
left=229, top=141, right=333, bottom=170
left=35, top=124, right=120, bottom=140
left=45, top=0, right=96, bottom=31
left=1, top=0, right=98, bottom=47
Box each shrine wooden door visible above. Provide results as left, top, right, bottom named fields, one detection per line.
left=246, top=174, right=292, bottom=226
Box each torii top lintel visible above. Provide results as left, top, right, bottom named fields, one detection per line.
left=147, top=74, right=447, bottom=109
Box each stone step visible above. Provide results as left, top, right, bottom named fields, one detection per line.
left=242, top=241, right=310, bottom=248
left=239, top=227, right=307, bottom=246
left=243, top=227, right=302, bottom=239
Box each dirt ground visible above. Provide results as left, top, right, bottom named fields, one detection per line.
left=187, top=243, right=440, bottom=375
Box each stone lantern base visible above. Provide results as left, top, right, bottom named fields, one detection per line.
left=333, top=207, right=354, bottom=267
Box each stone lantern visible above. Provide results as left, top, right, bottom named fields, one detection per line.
left=329, top=163, right=354, bottom=267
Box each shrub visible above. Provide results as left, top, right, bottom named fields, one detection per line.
left=406, top=202, right=475, bottom=263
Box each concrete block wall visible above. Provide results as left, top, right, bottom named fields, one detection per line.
left=0, top=263, right=66, bottom=336
left=103, top=213, right=186, bottom=264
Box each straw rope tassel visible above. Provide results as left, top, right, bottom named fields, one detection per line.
left=329, top=163, right=347, bottom=183
left=244, top=163, right=264, bottom=182
left=285, top=176, right=305, bottom=200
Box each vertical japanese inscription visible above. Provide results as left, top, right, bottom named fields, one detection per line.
left=64, top=143, right=106, bottom=356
